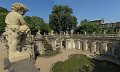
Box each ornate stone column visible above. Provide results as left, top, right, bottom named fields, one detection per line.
left=83, top=40, right=88, bottom=51
left=72, top=39, right=75, bottom=49
left=65, top=39, right=71, bottom=50
left=60, top=39, right=63, bottom=49
left=96, top=42, right=100, bottom=54
left=91, top=41, right=97, bottom=53
left=76, top=39, right=81, bottom=49
left=65, top=38, right=75, bottom=50
left=100, top=41, right=108, bottom=54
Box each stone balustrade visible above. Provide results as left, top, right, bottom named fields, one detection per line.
left=24, top=33, right=120, bottom=58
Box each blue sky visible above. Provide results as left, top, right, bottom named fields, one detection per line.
left=0, top=0, right=120, bottom=24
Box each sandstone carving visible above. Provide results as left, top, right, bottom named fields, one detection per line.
left=3, top=3, right=31, bottom=62
left=36, top=30, right=41, bottom=38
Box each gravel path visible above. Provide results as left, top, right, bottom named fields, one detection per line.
left=35, top=49, right=94, bottom=72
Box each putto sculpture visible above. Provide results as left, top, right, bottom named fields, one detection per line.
left=3, top=3, right=31, bottom=62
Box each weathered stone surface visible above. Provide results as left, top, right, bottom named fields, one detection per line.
left=91, top=41, right=97, bottom=53
left=3, top=3, right=31, bottom=63
left=83, top=40, right=88, bottom=51
left=7, top=58, right=39, bottom=72
left=9, top=51, right=30, bottom=63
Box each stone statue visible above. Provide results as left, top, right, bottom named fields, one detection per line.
left=64, top=32, right=66, bottom=35
left=36, top=30, right=41, bottom=37
left=103, top=30, right=106, bottom=34
left=66, top=31, right=69, bottom=36
left=92, top=32, right=96, bottom=36
left=50, top=30, right=54, bottom=35
left=84, top=31, right=87, bottom=35
left=3, top=3, right=30, bottom=62
left=26, top=31, right=32, bottom=43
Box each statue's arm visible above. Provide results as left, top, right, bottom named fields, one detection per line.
left=18, top=15, right=30, bottom=34
left=19, top=15, right=27, bottom=25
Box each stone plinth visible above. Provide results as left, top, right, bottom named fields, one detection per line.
left=9, top=51, right=30, bottom=63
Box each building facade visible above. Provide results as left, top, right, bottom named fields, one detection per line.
left=89, top=19, right=120, bottom=34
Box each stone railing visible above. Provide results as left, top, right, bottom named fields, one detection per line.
left=43, top=34, right=119, bottom=39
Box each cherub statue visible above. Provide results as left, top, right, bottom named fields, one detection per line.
left=3, top=3, right=30, bottom=62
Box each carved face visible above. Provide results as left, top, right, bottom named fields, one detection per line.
left=11, top=3, right=28, bottom=15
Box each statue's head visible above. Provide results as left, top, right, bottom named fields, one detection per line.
left=11, top=3, right=28, bottom=15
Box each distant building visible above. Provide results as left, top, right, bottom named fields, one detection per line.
left=81, top=18, right=104, bottom=25
left=87, top=18, right=120, bottom=34
left=89, top=18, right=104, bottom=25
left=100, top=22, right=120, bottom=34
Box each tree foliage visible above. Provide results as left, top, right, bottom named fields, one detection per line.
left=75, top=19, right=100, bottom=34
left=0, top=7, right=9, bottom=35
left=24, top=16, right=50, bottom=35
left=0, top=13, right=7, bottom=35
left=0, top=7, right=9, bottom=13
left=49, top=5, right=77, bottom=33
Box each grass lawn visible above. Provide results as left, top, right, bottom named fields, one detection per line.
left=52, top=54, right=120, bottom=72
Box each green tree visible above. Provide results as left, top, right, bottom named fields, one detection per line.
left=49, top=5, right=77, bottom=33
left=0, top=7, right=9, bottom=35
left=0, top=7, right=9, bottom=13
left=75, top=19, right=100, bottom=34
left=40, top=23, right=51, bottom=34
left=24, top=16, right=50, bottom=35
left=0, top=13, right=7, bottom=35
